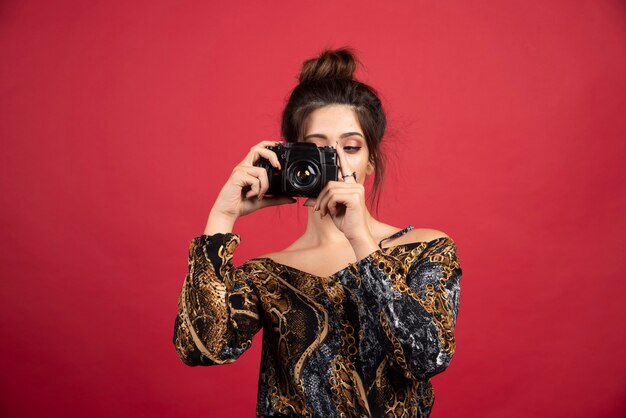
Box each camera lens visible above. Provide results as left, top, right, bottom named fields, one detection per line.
left=288, top=160, right=320, bottom=192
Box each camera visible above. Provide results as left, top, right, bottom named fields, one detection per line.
left=257, top=142, right=339, bottom=198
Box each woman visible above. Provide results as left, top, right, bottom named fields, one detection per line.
left=173, top=48, right=463, bottom=418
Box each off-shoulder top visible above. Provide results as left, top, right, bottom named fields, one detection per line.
left=173, top=225, right=463, bottom=418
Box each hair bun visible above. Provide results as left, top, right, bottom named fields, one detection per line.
left=298, top=47, right=358, bottom=83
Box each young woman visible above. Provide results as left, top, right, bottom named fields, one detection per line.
left=173, top=48, right=463, bottom=418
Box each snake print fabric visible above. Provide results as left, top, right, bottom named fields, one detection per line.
left=173, top=226, right=462, bottom=417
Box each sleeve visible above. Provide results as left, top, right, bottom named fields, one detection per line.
left=172, top=232, right=263, bottom=366
left=354, top=237, right=462, bottom=380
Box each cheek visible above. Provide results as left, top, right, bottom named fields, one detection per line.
left=345, top=153, right=368, bottom=171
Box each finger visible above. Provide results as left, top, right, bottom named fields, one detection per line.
left=245, top=166, right=269, bottom=199
left=234, top=167, right=266, bottom=197
left=256, top=139, right=282, bottom=148
left=312, top=185, right=328, bottom=212
left=335, top=143, right=356, bottom=183
left=322, top=190, right=352, bottom=217
left=242, top=141, right=282, bottom=168
left=233, top=167, right=262, bottom=198
left=236, top=166, right=268, bottom=198
left=327, top=191, right=354, bottom=216
left=322, top=184, right=363, bottom=216
left=238, top=172, right=261, bottom=198
left=247, top=174, right=262, bottom=199
left=314, top=181, right=354, bottom=212
left=317, top=184, right=341, bottom=217
left=313, top=181, right=336, bottom=212
left=252, top=146, right=282, bottom=169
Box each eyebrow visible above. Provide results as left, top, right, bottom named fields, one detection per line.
left=303, top=132, right=364, bottom=141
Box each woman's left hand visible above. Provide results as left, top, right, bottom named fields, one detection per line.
left=313, top=144, right=372, bottom=243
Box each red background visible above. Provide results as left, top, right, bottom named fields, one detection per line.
left=1, top=1, right=625, bottom=417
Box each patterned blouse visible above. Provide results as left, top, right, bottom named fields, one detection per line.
left=173, top=225, right=463, bottom=418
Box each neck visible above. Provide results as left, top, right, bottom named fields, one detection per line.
left=302, top=204, right=378, bottom=247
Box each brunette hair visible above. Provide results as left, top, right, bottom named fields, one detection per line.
left=281, top=47, right=387, bottom=214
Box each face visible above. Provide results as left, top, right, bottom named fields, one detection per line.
left=300, top=105, right=374, bottom=183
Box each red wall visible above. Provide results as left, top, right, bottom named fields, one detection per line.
left=1, top=1, right=625, bottom=417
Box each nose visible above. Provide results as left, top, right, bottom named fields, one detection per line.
left=335, top=145, right=341, bottom=169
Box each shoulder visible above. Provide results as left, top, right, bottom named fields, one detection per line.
left=250, top=250, right=282, bottom=261
left=389, top=228, right=461, bottom=270
left=245, top=249, right=295, bottom=266
left=383, top=227, right=451, bottom=248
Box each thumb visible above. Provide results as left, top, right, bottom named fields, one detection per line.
left=257, top=196, right=298, bottom=209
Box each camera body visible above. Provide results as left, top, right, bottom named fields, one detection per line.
left=257, top=142, right=339, bottom=198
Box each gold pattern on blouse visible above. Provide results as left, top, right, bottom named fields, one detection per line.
left=173, top=229, right=462, bottom=418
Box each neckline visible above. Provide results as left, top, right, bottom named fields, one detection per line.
left=247, top=226, right=452, bottom=279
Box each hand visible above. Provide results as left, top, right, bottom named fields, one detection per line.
left=210, top=140, right=297, bottom=221
left=313, top=144, right=373, bottom=243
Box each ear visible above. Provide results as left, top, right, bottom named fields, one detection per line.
left=365, top=161, right=375, bottom=175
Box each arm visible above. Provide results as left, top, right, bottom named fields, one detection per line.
left=173, top=232, right=262, bottom=366
left=353, top=237, right=463, bottom=380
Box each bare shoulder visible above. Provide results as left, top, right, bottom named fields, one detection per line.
left=247, top=240, right=301, bottom=263
left=249, top=250, right=285, bottom=262
left=383, top=227, right=451, bottom=248
left=246, top=246, right=303, bottom=265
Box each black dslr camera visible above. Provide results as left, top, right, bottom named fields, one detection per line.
left=257, top=142, right=339, bottom=197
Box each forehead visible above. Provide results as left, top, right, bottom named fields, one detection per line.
left=304, top=105, right=362, bottom=133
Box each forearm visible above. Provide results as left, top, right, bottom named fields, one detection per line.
left=174, top=232, right=261, bottom=366
left=352, top=239, right=462, bottom=380
left=349, top=232, right=379, bottom=261
left=204, top=208, right=237, bottom=235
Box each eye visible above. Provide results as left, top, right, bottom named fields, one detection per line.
left=343, top=146, right=361, bottom=153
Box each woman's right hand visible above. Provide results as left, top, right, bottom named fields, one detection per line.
left=207, top=140, right=297, bottom=230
